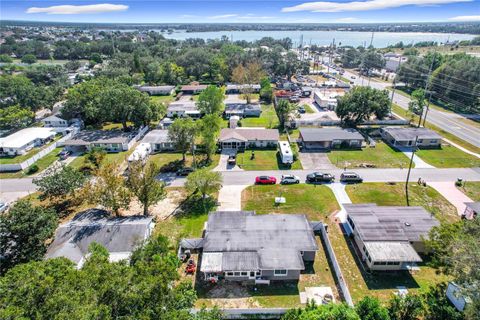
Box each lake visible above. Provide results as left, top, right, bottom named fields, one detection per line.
left=162, top=30, right=476, bottom=48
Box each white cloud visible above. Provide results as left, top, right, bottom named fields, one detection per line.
left=208, top=14, right=238, bottom=19
left=282, top=0, right=472, bottom=13
left=448, top=15, right=480, bottom=21
left=26, top=4, right=128, bottom=15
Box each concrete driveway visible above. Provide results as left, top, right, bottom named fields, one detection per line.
left=213, top=150, right=244, bottom=172
left=299, top=151, right=336, bottom=170
left=218, top=185, right=248, bottom=211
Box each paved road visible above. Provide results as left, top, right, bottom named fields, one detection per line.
left=342, top=69, right=480, bottom=148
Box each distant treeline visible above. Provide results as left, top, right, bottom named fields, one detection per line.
left=2, top=20, right=480, bottom=35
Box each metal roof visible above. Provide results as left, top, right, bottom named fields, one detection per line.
left=202, top=211, right=317, bottom=271
left=465, top=202, right=480, bottom=213
left=0, top=127, right=57, bottom=149
left=364, top=241, right=422, bottom=262
left=299, top=127, right=364, bottom=142
left=381, top=127, right=442, bottom=141
left=345, top=203, right=439, bottom=242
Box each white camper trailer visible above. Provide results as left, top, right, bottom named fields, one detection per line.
left=128, top=143, right=151, bottom=163
left=279, top=141, right=294, bottom=165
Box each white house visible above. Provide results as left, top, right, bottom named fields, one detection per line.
left=218, top=128, right=279, bottom=150
left=140, top=129, right=174, bottom=153
left=63, top=130, right=137, bottom=153
left=0, top=127, right=57, bottom=156
left=41, top=115, right=69, bottom=127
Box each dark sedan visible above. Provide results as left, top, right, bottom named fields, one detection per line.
left=306, top=172, right=335, bottom=183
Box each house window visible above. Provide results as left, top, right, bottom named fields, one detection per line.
left=430, top=140, right=437, bottom=144
left=234, top=272, right=241, bottom=276
left=256, top=271, right=261, bottom=276
left=417, top=139, right=423, bottom=143
left=274, top=270, right=287, bottom=276
left=226, top=272, right=234, bottom=276
left=362, top=245, right=366, bottom=252
left=240, top=272, right=248, bottom=276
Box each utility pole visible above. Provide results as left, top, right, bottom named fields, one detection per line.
left=405, top=136, right=418, bottom=206
left=418, top=50, right=436, bottom=128
left=367, top=32, right=375, bottom=87
left=389, top=57, right=403, bottom=116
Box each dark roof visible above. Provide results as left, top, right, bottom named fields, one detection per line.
left=137, top=86, right=175, bottom=94
left=201, top=211, right=317, bottom=271
left=225, top=103, right=261, bottom=112
left=46, top=209, right=153, bottom=265
left=299, top=127, right=364, bottom=142
left=64, top=130, right=134, bottom=146
left=381, top=127, right=442, bottom=141
left=345, top=203, right=439, bottom=242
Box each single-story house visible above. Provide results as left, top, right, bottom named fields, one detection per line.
left=63, top=130, right=136, bottom=153
left=195, top=211, right=318, bottom=283
left=141, top=129, right=174, bottom=153
left=298, top=127, right=364, bottom=150
left=219, top=128, right=279, bottom=150
left=0, top=127, right=57, bottom=156
left=463, top=202, right=479, bottom=219
left=225, top=84, right=261, bottom=94
left=313, top=91, right=339, bottom=110
left=45, top=210, right=154, bottom=268
left=380, top=127, right=442, bottom=148
left=345, top=203, right=439, bottom=271
left=167, top=101, right=201, bottom=119
left=158, top=117, right=174, bottom=129
left=41, top=115, right=69, bottom=127
left=136, top=85, right=175, bottom=96
left=180, top=84, right=208, bottom=94
left=224, top=103, right=262, bottom=118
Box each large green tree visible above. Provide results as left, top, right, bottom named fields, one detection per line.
left=0, top=105, right=33, bottom=129
left=196, top=85, right=225, bottom=115
left=185, top=168, right=223, bottom=201
left=168, top=118, right=197, bottom=162
left=33, top=165, right=86, bottom=200
left=336, top=87, right=390, bottom=126
left=198, top=114, right=222, bottom=162
left=276, top=99, right=298, bottom=129
left=0, top=200, right=57, bottom=274
left=355, top=296, right=390, bottom=320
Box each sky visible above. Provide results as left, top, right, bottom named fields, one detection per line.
left=1, top=0, right=479, bottom=24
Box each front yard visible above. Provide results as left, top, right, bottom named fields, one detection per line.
left=0, top=136, right=60, bottom=165
left=457, top=181, right=480, bottom=201
left=415, top=144, right=480, bottom=168
left=240, top=104, right=279, bottom=128
left=0, top=147, right=63, bottom=179
left=147, top=152, right=220, bottom=171
left=327, top=141, right=411, bottom=169
left=346, top=182, right=458, bottom=223
left=236, top=149, right=302, bottom=170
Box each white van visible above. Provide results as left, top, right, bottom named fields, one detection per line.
left=278, top=141, right=293, bottom=165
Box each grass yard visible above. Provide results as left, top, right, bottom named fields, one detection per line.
left=240, top=104, right=279, bottom=128
left=346, top=182, right=458, bottom=223
left=457, top=181, right=480, bottom=201
left=392, top=104, right=480, bottom=154
left=236, top=149, right=302, bottom=170
left=151, top=95, right=175, bottom=105
left=0, top=147, right=62, bottom=179
left=147, top=152, right=220, bottom=171
left=242, top=184, right=340, bottom=221
left=302, top=104, right=316, bottom=114
left=327, top=142, right=411, bottom=169
left=69, top=150, right=132, bottom=170
left=416, top=145, right=480, bottom=168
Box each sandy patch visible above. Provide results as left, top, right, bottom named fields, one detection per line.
left=120, top=188, right=186, bottom=218
left=197, top=282, right=261, bottom=309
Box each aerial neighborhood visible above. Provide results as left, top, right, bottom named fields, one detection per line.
left=0, top=18, right=479, bottom=320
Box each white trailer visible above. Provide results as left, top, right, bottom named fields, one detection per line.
left=128, top=143, right=151, bottom=163
left=278, top=141, right=294, bottom=165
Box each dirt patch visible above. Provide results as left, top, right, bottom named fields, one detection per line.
left=197, top=282, right=261, bottom=309
left=120, top=188, right=186, bottom=218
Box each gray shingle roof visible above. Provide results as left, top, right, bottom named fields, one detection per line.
left=46, top=210, right=153, bottom=265
left=141, top=129, right=169, bottom=144
left=137, top=85, right=175, bottom=94
left=299, top=127, right=364, bottom=142
left=381, top=127, right=442, bottom=141
left=202, top=211, right=317, bottom=271
left=64, top=130, right=134, bottom=145
left=345, top=203, right=439, bottom=242
left=219, top=128, right=279, bottom=142
left=465, top=202, right=480, bottom=213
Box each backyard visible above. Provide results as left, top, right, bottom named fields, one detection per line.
left=236, top=149, right=302, bottom=170
left=326, top=141, right=411, bottom=169
left=240, top=104, right=279, bottom=128
left=415, top=144, right=480, bottom=168
left=457, top=181, right=480, bottom=201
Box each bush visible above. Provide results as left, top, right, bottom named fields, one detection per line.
left=26, top=164, right=39, bottom=174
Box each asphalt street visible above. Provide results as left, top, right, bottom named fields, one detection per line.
left=342, top=69, right=480, bottom=148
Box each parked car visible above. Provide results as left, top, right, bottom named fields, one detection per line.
left=255, top=176, right=276, bottom=185
left=58, top=149, right=72, bottom=160
left=281, top=175, right=300, bottom=184
left=298, top=106, right=306, bottom=114
left=306, top=172, right=335, bottom=183
left=0, top=201, right=9, bottom=213
left=340, top=172, right=363, bottom=183
left=227, top=154, right=236, bottom=165
left=351, top=76, right=356, bottom=79
left=177, top=167, right=194, bottom=176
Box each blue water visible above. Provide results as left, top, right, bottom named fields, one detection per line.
left=162, top=30, right=476, bottom=48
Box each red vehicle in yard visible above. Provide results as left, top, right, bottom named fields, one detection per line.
left=255, top=176, right=277, bottom=185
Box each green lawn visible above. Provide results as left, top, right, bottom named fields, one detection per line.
left=457, top=181, right=480, bottom=201
left=147, top=152, right=220, bottom=171
left=240, top=104, right=279, bottom=128
left=236, top=149, right=302, bottom=170
left=392, top=104, right=480, bottom=154
left=151, top=95, right=175, bottom=105
left=416, top=145, right=480, bottom=168
left=302, top=104, right=316, bottom=113
left=242, top=184, right=340, bottom=221
left=0, top=147, right=62, bottom=179
left=346, top=182, right=458, bottom=223
left=327, top=141, right=411, bottom=169
left=69, top=150, right=132, bottom=170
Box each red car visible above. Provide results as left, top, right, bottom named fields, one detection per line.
left=255, top=176, right=276, bottom=185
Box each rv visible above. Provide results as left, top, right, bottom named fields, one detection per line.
left=279, top=141, right=294, bottom=165
left=128, top=143, right=151, bottom=163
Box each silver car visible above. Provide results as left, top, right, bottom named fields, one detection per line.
left=281, top=175, right=300, bottom=184
left=0, top=201, right=9, bottom=213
